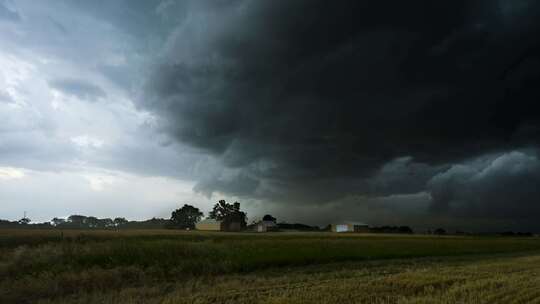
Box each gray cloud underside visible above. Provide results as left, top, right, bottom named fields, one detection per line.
left=0, top=2, right=20, bottom=22
left=0, top=90, right=13, bottom=103
left=49, top=79, right=106, bottom=101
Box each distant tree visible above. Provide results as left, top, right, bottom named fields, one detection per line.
left=33, top=222, right=52, bottom=228
left=0, top=219, right=18, bottom=227
left=170, top=204, right=203, bottom=229
left=85, top=216, right=99, bottom=228
left=68, top=215, right=87, bottom=228
left=277, top=222, right=320, bottom=231
left=97, top=218, right=114, bottom=228
left=224, top=202, right=247, bottom=229
left=209, top=200, right=236, bottom=220
left=262, top=214, right=276, bottom=222
left=398, top=226, right=414, bottom=234
left=18, top=217, right=31, bottom=225
left=209, top=200, right=247, bottom=229
left=434, top=228, right=446, bottom=235
left=51, top=217, right=66, bottom=227
left=113, top=217, right=128, bottom=227
left=128, top=217, right=169, bottom=229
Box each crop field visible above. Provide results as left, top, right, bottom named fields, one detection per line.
left=1, top=229, right=540, bottom=303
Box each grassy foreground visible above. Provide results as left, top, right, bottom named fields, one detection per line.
left=1, top=229, right=540, bottom=303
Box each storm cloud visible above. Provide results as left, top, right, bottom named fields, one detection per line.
left=2, top=0, right=540, bottom=230
left=140, top=0, right=540, bottom=229
left=428, top=151, right=540, bottom=220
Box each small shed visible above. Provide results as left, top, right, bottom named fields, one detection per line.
left=255, top=220, right=278, bottom=232
left=196, top=219, right=223, bottom=231
left=331, top=222, right=369, bottom=233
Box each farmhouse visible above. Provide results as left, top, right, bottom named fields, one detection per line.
left=195, top=219, right=243, bottom=232
left=331, top=222, right=369, bottom=233
left=255, top=220, right=278, bottom=232
left=195, top=218, right=223, bottom=231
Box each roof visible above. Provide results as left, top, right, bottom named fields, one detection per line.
left=198, top=218, right=222, bottom=224
left=335, top=221, right=368, bottom=226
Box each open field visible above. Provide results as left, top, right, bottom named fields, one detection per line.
left=1, top=229, right=540, bottom=303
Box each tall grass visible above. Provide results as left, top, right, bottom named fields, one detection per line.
left=1, top=229, right=539, bottom=303
left=33, top=254, right=540, bottom=304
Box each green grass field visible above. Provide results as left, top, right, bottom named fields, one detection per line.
left=1, top=229, right=540, bottom=303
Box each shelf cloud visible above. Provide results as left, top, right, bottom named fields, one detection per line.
left=140, top=1, right=540, bottom=229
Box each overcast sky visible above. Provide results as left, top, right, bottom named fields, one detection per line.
left=1, top=0, right=540, bottom=232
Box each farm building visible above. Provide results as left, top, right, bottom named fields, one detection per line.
left=195, top=219, right=223, bottom=231
left=225, top=221, right=242, bottom=232
left=195, top=219, right=243, bottom=232
left=331, top=222, right=369, bottom=233
left=255, top=220, right=278, bottom=232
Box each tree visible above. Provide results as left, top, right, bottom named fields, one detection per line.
left=51, top=217, right=66, bottom=227
left=0, top=219, right=18, bottom=228
left=398, top=226, right=413, bottom=234
left=262, top=214, right=276, bottom=222
left=209, top=200, right=236, bottom=220
left=170, top=204, right=203, bottom=229
left=18, top=217, right=30, bottom=225
left=434, top=228, right=446, bottom=235
left=97, top=218, right=114, bottom=228
left=113, top=217, right=128, bottom=227
left=85, top=216, right=99, bottom=228
left=67, top=215, right=87, bottom=228
left=209, top=200, right=247, bottom=229
left=224, top=203, right=247, bottom=229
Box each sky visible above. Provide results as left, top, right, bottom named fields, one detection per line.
left=1, top=0, right=540, bottom=232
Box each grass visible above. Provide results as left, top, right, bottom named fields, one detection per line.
left=1, top=229, right=540, bottom=303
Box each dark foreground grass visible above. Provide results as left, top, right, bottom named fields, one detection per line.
left=38, top=253, right=540, bottom=304
left=1, top=229, right=540, bottom=303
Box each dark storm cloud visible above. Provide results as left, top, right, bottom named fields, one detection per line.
left=428, top=150, right=540, bottom=219
left=0, top=2, right=20, bottom=22
left=49, top=79, right=106, bottom=101
left=142, top=0, right=540, bottom=228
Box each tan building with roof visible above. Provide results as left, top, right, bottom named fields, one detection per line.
left=195, top=219, right=223, bottom=231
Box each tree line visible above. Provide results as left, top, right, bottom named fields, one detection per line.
left=0, top=215, right=168, bottom=229
left=0, top=200, right=249, bottom=230
left=169, top=200, right=247, bottom=229
left=1, top=200, right=316, bottom=232
left=8, top=199, right=532, bottom=236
